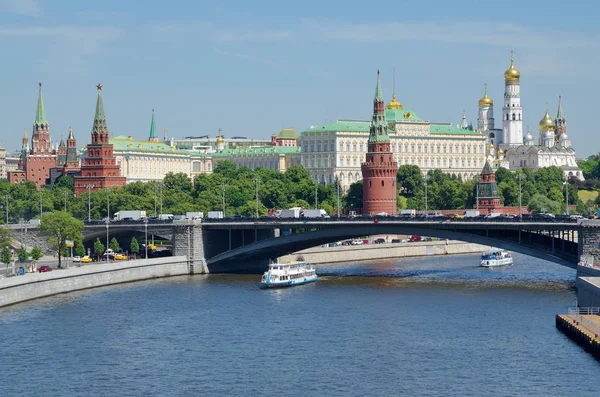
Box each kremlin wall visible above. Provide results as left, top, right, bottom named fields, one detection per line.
left=0, top=54, right=583, bottom=206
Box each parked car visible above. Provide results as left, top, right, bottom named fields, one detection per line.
left=81, top=256, right=93, bottom=263
left=38, top=265, right=52, bottom=273
left=72, top=256, right=81, bottom=262
left=351, top=240, right=363, bottom=245
left=373, top=238, right=386, bottom=244
left=114, top=253, right=128, bottom=260
left=409, top=235, right=422, bottom=242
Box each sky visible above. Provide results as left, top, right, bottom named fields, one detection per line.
left=1, top=0, right=599, bottom=156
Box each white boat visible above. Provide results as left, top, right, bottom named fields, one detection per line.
left=260, top=257, right=318, bottom=288
left=480, top=248, right=513, bottom=267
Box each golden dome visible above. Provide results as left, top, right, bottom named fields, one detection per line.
left=538, top=109, right=555, bottom=131
left=216, top=136, right=224, bottom=144
left=504, top=55, right=520, bottom=82
left=488, top=143, right=495, bottom=148
left=497, top=149, right=504, bottom=155
left=386, top=94, right=404, bottom=110
left=479, top=93, right=494, bottom=107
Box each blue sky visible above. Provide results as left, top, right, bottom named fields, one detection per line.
left=1, top=0, right=598, bottom=156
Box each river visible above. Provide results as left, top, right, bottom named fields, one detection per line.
left=0, top=253, right=598, bottom=396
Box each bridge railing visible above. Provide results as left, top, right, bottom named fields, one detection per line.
left=568, top=306, right=600, bottom=336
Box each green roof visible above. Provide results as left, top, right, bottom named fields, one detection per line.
left=303, top=120, right=370, bottom=134
left=429, top=124, right=482, bottom=136
left=35, top=83, right=47, bottom=126
left=276, top=127, right=299, bottom=139
left=110, top=136, right=188, bottom=154
left=374, top=71, right=383, bottom=101
left=385, top=108, right=422, bottom=122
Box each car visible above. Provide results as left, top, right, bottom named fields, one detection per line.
left=72, top=256, right=81, bottom=262
left=373, top=238, right=386, bottom=244
left=81, top=256, right=93, bottom=263
left=114, top=253, right=128, bottom=260
left=38, top=265, right=52, bottom=273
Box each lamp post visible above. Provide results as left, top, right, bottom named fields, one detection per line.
left=39, top=190, right=43, bottom=217
left=516, top=173, right=524, bottom=219
left=422, top=174, right=429, bottom=218
left=221, top=183, right=226, bottom=215
left=144, top=217, right=148, bottom=259
left=475, top=174, right=480, bottom=213
left=4, top=195, right=9, bottom=224
left=106, top=190, right=110, bottom=263
left=336, top=177, right=340, bottom=219
left=159, top=183, right=163, bottom=216
left=86, top=184, right=94, bottom=222
left=152, top=185, right=158, bottom=218
left=63, top=190, right=68, bottom=212
left=254, top=179, right=259, bottom=218
left=564, top=179, right=569, bottom=215
left=314, top=184, right=318, bottom=210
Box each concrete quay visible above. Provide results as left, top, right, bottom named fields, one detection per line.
left=279, top=240, right=490, bottom=265
left=556, top=313, right=600, bottom=359
left=0, top=256, right=194, bottom=308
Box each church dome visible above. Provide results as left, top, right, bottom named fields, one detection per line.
left=277, top=127, right=299, bottom=139
left=504, top=57, right=520, bottom=83
left=216, top=136, right=224, bottom=144
left=478, top=93, right=493, bottom=107
left=538, top=110, right=555, bottom=131
left=497, top=149, right=504, bottom=156
left=386, top=94, right=404, bottom=110
left=559, top=133, right=569, bottom=141
left=488, top=143, right=495, bottom=149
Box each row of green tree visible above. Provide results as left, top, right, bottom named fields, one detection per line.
left=0, top=162, right=585, bottom=224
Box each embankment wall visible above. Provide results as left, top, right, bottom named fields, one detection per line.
left=0, top=256, right=190, bottom=308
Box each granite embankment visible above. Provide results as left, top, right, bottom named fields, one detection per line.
left=0, top=256, right=192, bottom=308
left=279, top=240, right=490, bottom=265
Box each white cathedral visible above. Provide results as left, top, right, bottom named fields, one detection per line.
left=476, top=53, right=584, bottom=181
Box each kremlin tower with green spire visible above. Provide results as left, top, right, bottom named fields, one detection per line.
left=74, top=84, right=126, bottom=196
left=361, top=71, right=398, bottom=215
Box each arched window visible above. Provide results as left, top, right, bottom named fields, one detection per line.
left=512, top=113, right=516, bottom=120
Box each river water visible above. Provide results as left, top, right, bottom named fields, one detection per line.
left=1, top=253, right=598, bottom=396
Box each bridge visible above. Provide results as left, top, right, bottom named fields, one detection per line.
left=57, top=217, right=600, bottom=273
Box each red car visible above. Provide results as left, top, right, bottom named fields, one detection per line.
left=38, top=265, right=52, bottom=273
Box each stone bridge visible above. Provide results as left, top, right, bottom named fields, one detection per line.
left=19, top=218, right=600, bottom=274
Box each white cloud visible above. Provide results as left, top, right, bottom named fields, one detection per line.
left=0, top=0, right=42, bottom=17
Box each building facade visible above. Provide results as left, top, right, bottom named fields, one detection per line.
left=301, top=86, right=486, bottom=190
left=74, top=85, right=126, bottom=196
left=361, top=71, right=397, bottom=215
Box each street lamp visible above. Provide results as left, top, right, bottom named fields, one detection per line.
left=475, top=173, right=480, bottom=213
left=159, top=183, right=163, bottom=216
left=564, top=179, right=569, bottom=215
left=336, top=176, right=341, bottom=219
left=144, top=217, right=148, bottom=259
left=424, top=174, right=429, bottom=218
left=152, top=184, right=158, bottom=218
left=314, top=183, right=318, bottom=210
left=4, top=195, right=9, bottom=224
left=515, top=173, right=524, bottom=219
left=106, top=190, right=110, bottom=263
left=253, top=179, right=259, bottom=218
left=86, top=184, right=95, bottom=222
left=39, top=190, right=43, bottom=217
left=221, top=182, right=226, bottom=215
left=63, top=190, right=68, bottom=212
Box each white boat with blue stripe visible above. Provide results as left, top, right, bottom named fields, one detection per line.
left=480, top=248, right=513, bottom=267
left=260, top=257, right=317, bottom=288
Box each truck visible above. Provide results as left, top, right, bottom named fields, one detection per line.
left=302, top=209, right=330, bottom=218
left=206, top=211, right=224, bottom=219
left=113, top=210, right=147, bottom=221
left=399, top=209, right=416, bottom=217
left=463, top=210, right=480, bottom=218
left=279, top=207, right=302, bottom=218
left=186, top=212, right=204, bottom=219
left=158, top=214, right=174, bottom=220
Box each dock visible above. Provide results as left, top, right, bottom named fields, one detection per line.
left=556, top=308, right=600, bottom=359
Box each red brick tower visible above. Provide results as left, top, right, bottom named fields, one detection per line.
left=475, top=160, right=503, bottom=213
left=361, top=71, right=398, bottom=215
left=74, top=84, right=126, bottom=196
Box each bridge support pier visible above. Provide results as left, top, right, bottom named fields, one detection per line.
left=172, top=221, right=208, bottom=274
left=578, top=220, right=600, bottom=264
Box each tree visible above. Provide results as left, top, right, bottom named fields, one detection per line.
left=1, top=246, right=11, bottom=271
left=528, top=194, right=562, bottom=214
left=163, top=172, right=193, bottom=193
left=75, top=240, right=85, bottom=257
left=344, top=181, right=363, bottom=210
left=397, top=165, right=423, bottom=194
left=237, top=200, right=268, bottom=217
left=213, top=160, right=238, bottom=180
left=18, top=246, right=28, bottom=261
left=130, top=236, right=139, bottom=258
left=93, top=238, right=105, bottom=260
left=30, top=246, right=43, bottom=261
left=39, top=211, right=84, bottom=269
left=0, top=226, right=10, bottom=248
left=109, top=237, right=120, bottom=253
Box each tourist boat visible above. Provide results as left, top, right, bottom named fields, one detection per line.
left=480, top=248, right=513, bottom=267
left=260, top=257, right=318, bottom=288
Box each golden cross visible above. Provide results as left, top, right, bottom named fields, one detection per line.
left=510, top=50, right=515, bottom=62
